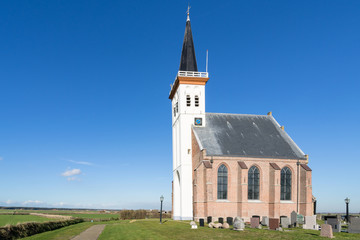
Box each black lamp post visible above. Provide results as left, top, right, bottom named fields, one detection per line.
left=160, top=195, right=164, bottom=224
left=345, top=197, right=350, bottom=223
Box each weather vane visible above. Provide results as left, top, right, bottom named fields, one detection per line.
left=186, top=4, right=191, bottom=21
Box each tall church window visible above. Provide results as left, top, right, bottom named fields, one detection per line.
left=248, top=166, right=260, bottom=200
left=281, top=167, right=292, bottom=200
left=217, top=164, right=228, bottom=199
left=186, top=95, right=191, bottom=106
left=195, top=95, right=199, bottom=107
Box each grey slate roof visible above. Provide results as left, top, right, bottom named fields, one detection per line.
left=179, top=18, right=198, bottom=71
left=193, top=113, right=306, bottom=160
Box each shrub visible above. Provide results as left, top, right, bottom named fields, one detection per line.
left=0, top=218, right=84, bottom=240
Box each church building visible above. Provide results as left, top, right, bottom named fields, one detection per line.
left=169, top=11, right=313, bottom=222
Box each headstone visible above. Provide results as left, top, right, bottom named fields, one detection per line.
left=280, top=217, right=291, bottom=228
left=199, top=218, right=204, bottom=227
left=326, top=218, right=341, bottom=233
left=348, top=217, right=360, bottom=233
left=250, top=217, right=260, bottom=228
left=233, top=217, right=245, bottom=231
left=291, top=211, right=297, bottom=227
left=269, top=218, right=279, bottom=230
left=320, top=224, right=333, bottom=238
left=261, top=216, right=269, bottom=226
left=214, top=223, right=222, bottom=229
left=226, top=217, right=233, bottom=225
left=207, top=216, right=212, bottom=224
left=190, top=221, right=196, bottom=226
left=277, top=227, right=283, bottom=231
left=297, top=214, right=304, bottom=225
left=191, top=224, right=198, bottom=229
left=303, top=215, right=319, bottom=230
left=218, top=217, right=224, bottom=224
left=223, top=222, right=230, bottom=229
left=208, top=222, right=214, bottom=228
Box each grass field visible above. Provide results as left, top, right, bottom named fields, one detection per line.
left=18, top=219, right=360, bottom=240
left=97, top=219, right=360, bottom=240
left=0, top=215, right=53, bottom=227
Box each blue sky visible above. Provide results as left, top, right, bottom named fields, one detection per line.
left=0, top=0, right=359, bottom=212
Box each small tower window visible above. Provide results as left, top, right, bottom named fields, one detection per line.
left=186, top=95, right=191, bottom=107
left=195, top=96, right=199, bottom=107
left=176, top=102, right=179, bottom=113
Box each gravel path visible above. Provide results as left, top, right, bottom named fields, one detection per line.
left=71, top=224, right=106, bottom=240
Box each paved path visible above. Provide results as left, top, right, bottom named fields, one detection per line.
left=72, top=224, right=106, bottom=240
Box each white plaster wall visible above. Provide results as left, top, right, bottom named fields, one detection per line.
left=172, top=83, right=206, bottom=220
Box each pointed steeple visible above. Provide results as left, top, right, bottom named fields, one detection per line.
left=179, top=8, right=198, bottom=72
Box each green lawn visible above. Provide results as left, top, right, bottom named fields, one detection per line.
left=0, top=215, right=54, bottom=227
left=98, top=219, right=360, bottom=240
left=14, top=219, right=360, bottom=240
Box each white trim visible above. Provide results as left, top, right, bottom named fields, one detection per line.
left=247, top=200, right=262, bottom=203
left=280, top=200, right=295, bottom=204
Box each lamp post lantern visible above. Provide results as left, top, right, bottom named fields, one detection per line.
left=160, top=195, right=164, bottom=224
left=345, top=197, right=350, bottom=223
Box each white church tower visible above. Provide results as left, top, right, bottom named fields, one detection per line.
left=169, top=10, right=209, bottom=220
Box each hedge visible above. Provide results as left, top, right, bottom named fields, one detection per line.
left=0, top=218, right=84, bottom=240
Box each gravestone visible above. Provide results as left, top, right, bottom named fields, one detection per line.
left=280, top=217, right=291, bottom=228
left=190, top=221, right=197, bottom=229
left=218, top=217, right=224, bottom=224
left=207, top=216, right=212, bottom=224
left=326, top=218, right=341, bottom=233
left=233, top=217, right=245, bottom=231
left=214, top=223, right=222, bottom=229
left=261, top=216, right=269, bottom=226
left=320, top=224, right=334, bottom=238
left=303, top=215, right=319, bottom=230
left=222, top=222, right=230, bottom=229
left=199, top=218, right=204, bottom=227
left=291, top=211, right=297, bottom=227
left=297, top=214, right=304, bottom=225
left=348, top=217, right=360, bottom=233
left=269, top=218, right=279, bottom=230
left=226, top=217, right=233, bottom=225
left=251, top=217, right=260, bottom=228
left=208, top=222, right=214, bottom=228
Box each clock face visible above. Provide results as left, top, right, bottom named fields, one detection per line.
left=195, top=118, right=202, bottom=126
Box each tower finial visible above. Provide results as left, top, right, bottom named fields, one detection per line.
left=186, top=5, right=191, bottom=21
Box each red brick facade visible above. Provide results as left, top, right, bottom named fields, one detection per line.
left=191, top=130, right=313, bottom=222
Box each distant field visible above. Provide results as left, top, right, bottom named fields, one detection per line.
left=63, top=213, right=119, bottom=219
left=0, top=215, right=53, bottom=227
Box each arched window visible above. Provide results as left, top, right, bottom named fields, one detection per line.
left=217, top=164, right=228, bottom=199
left=248, top=166, right=260, bottom=200
left=281, top=167, right=292, bottom=200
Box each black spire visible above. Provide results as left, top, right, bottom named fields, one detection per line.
left=179, top=11, right=198, bottom=72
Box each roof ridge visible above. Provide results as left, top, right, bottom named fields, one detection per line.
left=206, top=112, right=268, bottom=117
